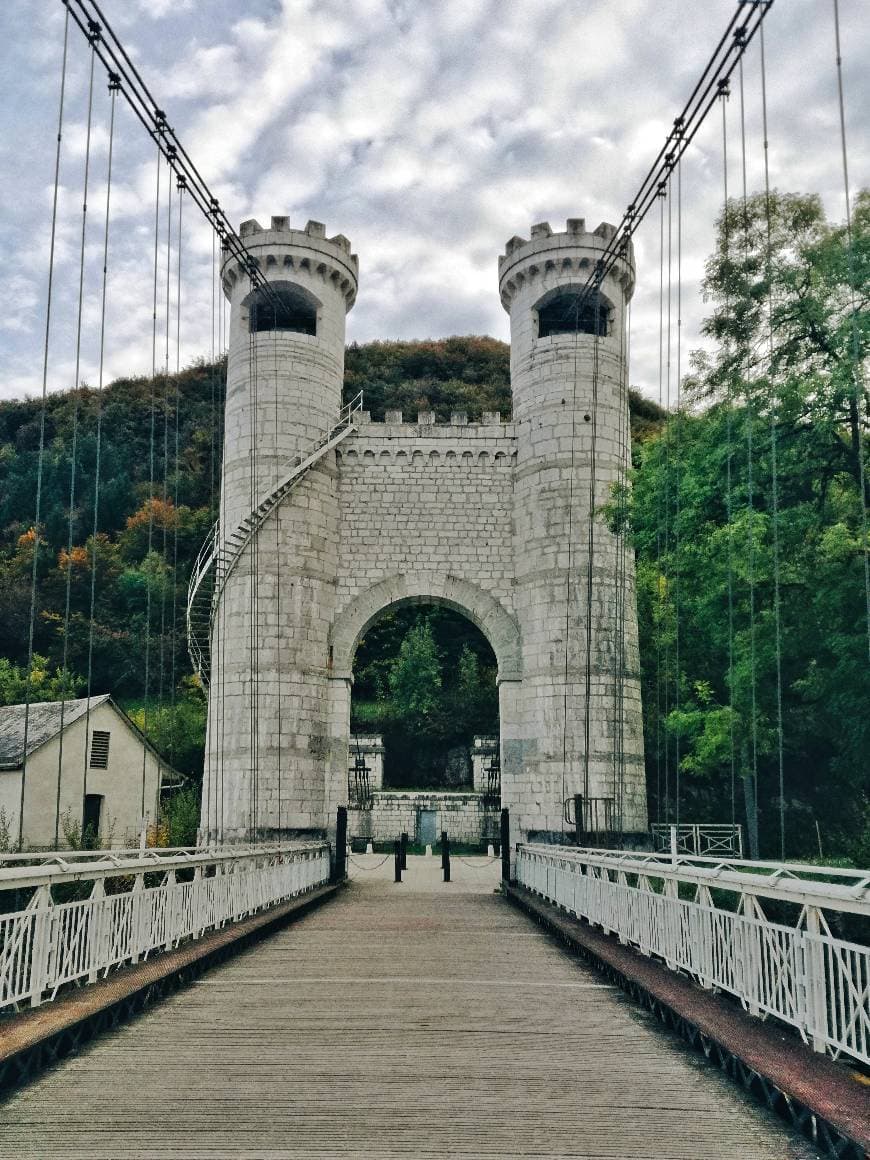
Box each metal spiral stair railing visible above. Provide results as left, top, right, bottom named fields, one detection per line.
left=186, top=392, right=364, bottom=686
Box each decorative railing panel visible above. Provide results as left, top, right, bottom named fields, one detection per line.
left=0, top=843, right=330, bottom=1013
left=650, top=823, right=744, bottom=858
left=515, top=845, right=870, bottom=1067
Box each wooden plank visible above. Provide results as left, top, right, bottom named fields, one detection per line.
left=0, top=857, right=826, bottom=1158
left=0, top=883, right=339, bottom=1076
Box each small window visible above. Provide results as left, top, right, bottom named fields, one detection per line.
left=537, top=289, right=611, bottom=338
left=89, top=730, right=110, bottom=769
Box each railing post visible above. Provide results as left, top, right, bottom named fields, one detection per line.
left=88, top=878, right=107, bottom=984
left=803, top=906, right=829, bottom=1053
left=130, top=873, right=145, bottom=961
left=164, top=870, right=177, bottom=952
left=574, top=794, right=583, bottom=847
left=500, top=808, right=510, bottom=883
left=28, top=885, right=52, bottom=1009
left=669, top=825, right=678, bottom=865
left=393, top=840, right=402, bottom=884
left=333, top=807, right=348, bottom=882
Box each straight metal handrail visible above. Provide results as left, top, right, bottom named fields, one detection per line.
left=527, top=845, right=870, bottom=915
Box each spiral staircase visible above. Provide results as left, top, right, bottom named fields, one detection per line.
left=186, top=392, right=363, bottom=687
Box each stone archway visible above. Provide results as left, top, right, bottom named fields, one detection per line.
left=324, top=574, right=523, bottom=841
left=329, top=573, right=522, bottom=682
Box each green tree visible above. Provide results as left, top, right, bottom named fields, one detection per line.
left=388, top=621, right=442, bottom=736
left=631, top=190, right=869, bottom=859
left=0, top=654, right=83, bottom=706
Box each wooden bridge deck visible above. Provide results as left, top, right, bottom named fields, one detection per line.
left=0, top=856, right=822, bottom=1159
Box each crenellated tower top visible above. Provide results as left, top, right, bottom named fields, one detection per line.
left=221, top=217, right=358, bottom=309
left=498, top=218, right=634, bottom=313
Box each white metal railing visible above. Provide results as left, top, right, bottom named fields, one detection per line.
left=187, top=392, right=364, bottom=686
left=650, top=823, right=744, bottom=858
left=0, top=843, right=330, bottom=1012
left=515, top=845, right=870, bottom=1067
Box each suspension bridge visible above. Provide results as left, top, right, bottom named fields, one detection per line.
left=0, top=0, right=868, bottom=1156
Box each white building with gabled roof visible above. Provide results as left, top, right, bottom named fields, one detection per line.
left=0, top=695, right=174, bottom=850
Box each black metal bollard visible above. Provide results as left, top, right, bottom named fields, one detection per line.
left=400, top=831, right=408, bottom=870
left=394, top=839, right=402, bottom=883
left=500, top=807, right=511, bottom=883
left=441, top=830, right=451, bottom=883
left=333, top=806, right=348, bottom=882
left=574, top=793, right=584, bottom=847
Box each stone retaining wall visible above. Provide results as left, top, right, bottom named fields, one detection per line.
left=348, top=791, right=498, bottom=845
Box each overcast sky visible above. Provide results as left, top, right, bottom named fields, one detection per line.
left=0, top=0, right=867, bottom=403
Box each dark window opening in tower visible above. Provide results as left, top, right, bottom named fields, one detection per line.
left=249, top=284, right=317, bottom=335
left=537, top=290, right=610, bottom=338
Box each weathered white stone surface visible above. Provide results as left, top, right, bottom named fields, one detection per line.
left=348, top=790, right=497, bottom=845
left=201, top=216, right=647, bottom=845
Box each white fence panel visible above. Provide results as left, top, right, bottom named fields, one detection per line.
left=0, top=843, right=331, bottom=1013
left=515, top=846, right=870, bottom=1068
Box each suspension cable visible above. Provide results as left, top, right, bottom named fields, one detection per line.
left=540, top=2, right=774, bottom=334
left=655, top=189, right=666, bottom=823
left=157, top=163, right=173, bottom=778
left=561, top=303, right=581, bottom=826
left=64, top=0, right=283, bottom=314
left=832, top=0, right=870, bottom=660
left=169, top=178, right=184, bottom=774
left=140, top=148, right=162, bottom=845
left=581, top=285, right=603, bottom=814
left=273, top=301, right=284, bottom=835
left=674, top=156, right=683, bottom=829
left=82, top=72, right=118, bottom=850
left=55, top=33, right=96, bottom=847
left=758, top=20, right=787, bottom=858
left=739, top=56, right=760, bottom=857
left=27, top=7, right=71, bottom=850
left=663, top=175, right=674, bottom=822
left=720, top=81, right=738, bottom=827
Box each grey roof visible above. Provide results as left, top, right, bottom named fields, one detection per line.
left=0, top=696, right=111, bottom=769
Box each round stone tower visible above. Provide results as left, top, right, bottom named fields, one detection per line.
left=201, top=218, right=358, bottom=842
left=499, top=218, right=647, bottom=839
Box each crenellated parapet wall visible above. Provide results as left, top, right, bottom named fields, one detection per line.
left=337, top=412, right=517, bottom=467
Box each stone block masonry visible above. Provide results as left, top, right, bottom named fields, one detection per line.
left=348, top=792, right=497, bottom=846
left=200, top=215, right=648, bottom=848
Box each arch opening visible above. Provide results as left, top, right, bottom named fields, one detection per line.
left=536, top=287, right=612, bottom=338
left=351, top=603, right=499, bottom=793
left=246, top=281, right=319, bottom=335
